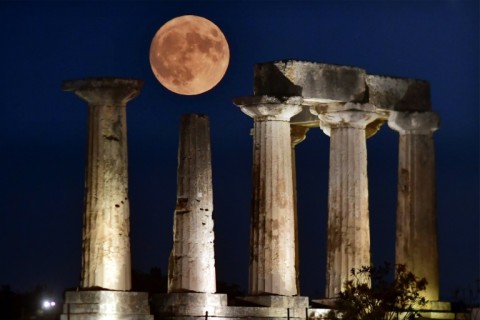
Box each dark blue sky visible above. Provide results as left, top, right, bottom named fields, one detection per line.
left=0, top=1, right=478, bottom=302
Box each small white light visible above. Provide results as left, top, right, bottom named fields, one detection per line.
left=42, top=299, right=56, bottom=309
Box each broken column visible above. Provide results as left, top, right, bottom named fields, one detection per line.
left=367, top=75, right=440, bottom=301
left=61, top=77, right=152, bottom=320
left=151, top=114, right=227, bottom=318
left=168, top=114, right=217, bottom=293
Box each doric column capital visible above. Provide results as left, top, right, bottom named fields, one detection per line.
left=62, top=77, right=144, bottom=107
left=388, top=111, right=439, bottom=135
left=233, top=95, right=303, bottom=121
left=310, top=103, right=382, bottom=137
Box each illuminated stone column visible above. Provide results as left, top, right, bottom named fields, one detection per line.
left=168, top=114, right=216, bottom=294
left=234, top=97, right=302, bottom=296
left=388, top=111, right=440, bottom=301
left=311, top=103, right=382, bottom=298
left=290, top=124, right=310, bottom=293
left=62, top=77, right=143, bottom=291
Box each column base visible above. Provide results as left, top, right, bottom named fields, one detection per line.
left=421, top=301, right=451, bottom=311
left=151, top=292, right=228, bottom=317
left=237, top=295, right=309, bottom=308
left=310, top=298, right=337, bottom=308
left=60, top=290, right=152, bottom=320
left=151, top=293, right=321, bottom=319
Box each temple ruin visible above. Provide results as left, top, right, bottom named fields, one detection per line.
left=60, top=60, right=451, bottom=319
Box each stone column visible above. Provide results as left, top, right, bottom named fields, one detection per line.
left=62, top=77, right=143, bottom=291
left=311, top=103, right=381, bottom=298
left=388, top=111, right=440, bottom=301
left=290, top=124, right=310, bottom=294
left=168, top=114, right=216, bottom=294
left=234, top=97, right=302, bottom=296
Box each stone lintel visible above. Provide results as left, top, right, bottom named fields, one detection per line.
left=238, top=295, right=309, bottom=308
left=62, top=77, right=144, bottom=106
left=233, top=95, right=303, bottom=121
left=388, top=111, right=439, bottom=135
left=366, top=74, right=431, bottom=111
left=253, top=60, right=367, bottom=103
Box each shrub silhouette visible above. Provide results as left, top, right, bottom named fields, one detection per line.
left=327, top=263, right=427, bottom=320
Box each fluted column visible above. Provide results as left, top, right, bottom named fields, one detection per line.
left=312, top=103, right=382, bottom=298
left=168, top=114, right=216, bottom=294
left=235, top=97, right=302, bottom=296
left=290, top=125, right=310, bottom=294
left=388, top=111, right=440, bottom=301
left=62, top=77, right=143, bottom=291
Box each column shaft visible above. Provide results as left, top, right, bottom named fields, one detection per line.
left=63, top=77, right=143, bottom=291
left=390, top=111, right=439, bottom=300
left=250, top=118, right=297, bottom=295
left=83, top=103, right=131, bottom=290
left=313, top=107, right=381, bottom=299
left=168, top=114, right=216, bottom=293
left=326, top=126, right=371, bottom=298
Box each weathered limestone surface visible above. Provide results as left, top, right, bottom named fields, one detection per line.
left=169, top=114, right=216, bottom=294
left=62, top=77, right=143, bottom=291
left=234, top=97, right=302, bottom=296
left=238, top=295, right=309, bottom=308
left=151, top=292, right=227, bottom=318
left=153, top=292, right=227, bottom=308
left=311, top=103, right=381, bottom=298
left=388, top=111, right=440, bottom=301
left=60, top=291, right=153, bottom=320
left=254, top=60, right=367, bottom=104
left=366, top=74, right=431, bottom=111
left=153, top=305, right=330, bottom=319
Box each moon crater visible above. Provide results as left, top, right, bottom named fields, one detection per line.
left=150, top=15, right=230, bottom=95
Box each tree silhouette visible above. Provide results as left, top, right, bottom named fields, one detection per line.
left=327, top=263, right=427, bottom=320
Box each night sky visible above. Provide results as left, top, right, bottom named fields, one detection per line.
left=0, top=1, right=478, bottom=303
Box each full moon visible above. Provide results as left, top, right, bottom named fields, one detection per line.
left=149, top=15, right=230, bottom=95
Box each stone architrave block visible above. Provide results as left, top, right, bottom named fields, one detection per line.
left=253, top=60, right=367, bottom=103
left=366, top=74, right=431, bottom=111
